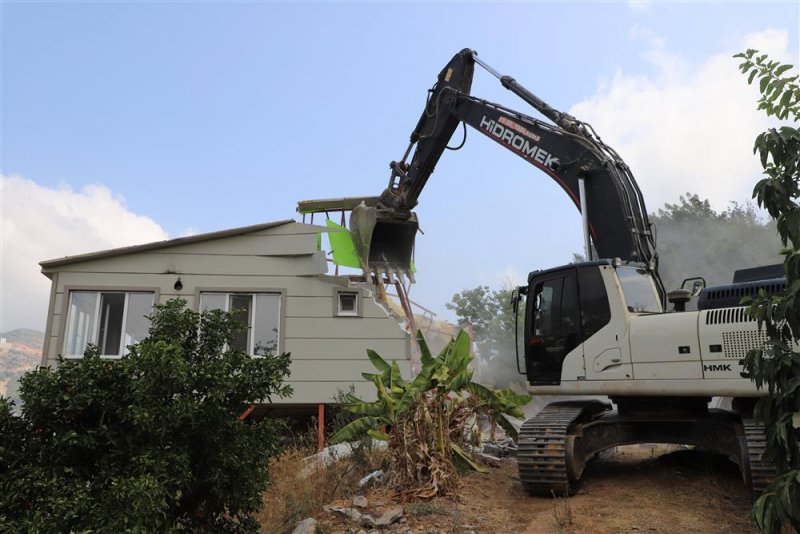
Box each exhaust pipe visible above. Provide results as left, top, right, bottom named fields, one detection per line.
left=350, top=202, right=418, bottom=280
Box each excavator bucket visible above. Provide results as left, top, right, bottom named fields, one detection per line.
left=350, top=203, right=417, bottom=280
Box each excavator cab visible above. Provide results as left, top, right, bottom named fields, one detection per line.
left=521, top=262, right=613, bottom=386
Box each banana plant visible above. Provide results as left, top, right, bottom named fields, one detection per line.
left=329, top=329, right=531, bottom=485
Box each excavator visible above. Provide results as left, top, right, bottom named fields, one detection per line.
left=350, top=48, right=786, bottom=497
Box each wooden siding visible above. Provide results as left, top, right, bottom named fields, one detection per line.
left=284, top=338, right=409, bottom=360
left=159, top=233, right=318, bottom=256
left=47, top=252, right=328, bottom=277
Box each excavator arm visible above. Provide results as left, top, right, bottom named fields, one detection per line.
left=351, top=48, right=663, bottom=303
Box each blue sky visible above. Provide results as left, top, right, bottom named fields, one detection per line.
left=2, top=1, right=798, bottom=330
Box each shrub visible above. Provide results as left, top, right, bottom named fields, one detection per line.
left=0, top=299, right=292, bottom=532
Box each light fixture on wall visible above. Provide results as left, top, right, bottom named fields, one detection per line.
left=174, top=278, right=183, bottom=291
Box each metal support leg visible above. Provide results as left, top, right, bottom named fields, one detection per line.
left=579, top=177, right=592, bottom=261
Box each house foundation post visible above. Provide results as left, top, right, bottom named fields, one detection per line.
left=317, top=403, right=325, bottom=452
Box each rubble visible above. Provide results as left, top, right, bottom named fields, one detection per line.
left=352, top=495, right=368, bottom=508
left=358, top=469, right=385, bottom=488
left=291, top=517, right=317, bottom=534
left=476, top=452, right=501, bottom=466
left=481, top=438, right=517, bottom=458
left=374, top=506, right=404, bottom=527
left=325, top=502, right=405, bottom=530
left=325, top=505, right=363, bottom=522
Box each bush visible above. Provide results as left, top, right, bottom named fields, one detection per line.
left=0, top=299, right=292, bottom=532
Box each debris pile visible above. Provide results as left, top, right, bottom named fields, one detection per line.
left=316, top=495, right=408, bottom=532
left=481, top=438, right=518, bottom=458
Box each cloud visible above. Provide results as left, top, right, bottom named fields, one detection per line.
left=628, top=0, right=652, bottom=12
left=0, top=175, right=169, bottom=331
left=569, top=28, right=791, bottom=212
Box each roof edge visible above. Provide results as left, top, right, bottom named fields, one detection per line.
left=40, top=219, right=296, bottom=270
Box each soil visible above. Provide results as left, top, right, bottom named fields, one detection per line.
left=317, top=445, right=758, bottom=534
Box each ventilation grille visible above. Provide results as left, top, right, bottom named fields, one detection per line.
left=722, top=330, right=770, bottom=359
left=703, top=282, right=785, bottom=302
left=705, top=307, right=756, bottom=325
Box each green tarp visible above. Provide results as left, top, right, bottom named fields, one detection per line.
left=325, top=220, right=362, bottom=268
left=323, top=219, right=416, bottom=272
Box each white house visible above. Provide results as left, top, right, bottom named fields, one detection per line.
left=39, top=220, right=413, bottom=414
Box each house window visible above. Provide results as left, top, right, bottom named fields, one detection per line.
left=337, top=291, right=359, bottom=317
left=64, top=291, right=154, bottom=357
left=200, top=292, right=281, bottom=356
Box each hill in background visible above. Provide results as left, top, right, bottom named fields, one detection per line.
left=1, top=328, right=44, bottom=407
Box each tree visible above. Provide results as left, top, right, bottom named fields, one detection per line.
left=735, top=50, right=800, bottom=532
left=651, top=193, right=780, bottom=291
left=446, top=285, right=524, bottom=388
left=0, top=299, right=293, bottom=533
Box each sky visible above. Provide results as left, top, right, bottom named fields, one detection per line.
left=1, top=0, right=798, bottom=332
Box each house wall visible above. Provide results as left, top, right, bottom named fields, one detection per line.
left=41, top=222, right=411, bottom=404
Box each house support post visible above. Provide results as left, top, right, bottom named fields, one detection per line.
left=317, top=403, right=325, bottom=452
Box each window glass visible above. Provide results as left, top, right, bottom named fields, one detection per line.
left=64, top=291, right=154, bottom=357
left=617, top=266, right=662, bottom=313
left=199, top=292, right=281, bottom=356
left=98, top=293, right=125, bottom=356
left=65, top=292, right=98, bottom=356
left=254, top=294, right=281, bottom=356
left=578, top=267, right=611, bottom=339
left=229, top=294, right=252, bottom=353
left=534, top=281, right=559, bottom=336
left=200, top=293, right=226, bottom=313
left=338, top=292, right=358, bottom=316
left=124, top=293, right=154, bottom=354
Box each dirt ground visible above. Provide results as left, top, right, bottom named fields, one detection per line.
left=318, top=445, right=758, bottom=534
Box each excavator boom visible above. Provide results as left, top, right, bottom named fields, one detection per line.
left=351, top=48, right=663, bottom=304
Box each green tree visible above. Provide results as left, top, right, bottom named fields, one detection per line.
left=735, top=50, right=800, bottom=532
left=651, top=193, right=780, bottom=291
left=446, top=285, right=523, bottom=387
left=0, top=299, right=293, bottom=533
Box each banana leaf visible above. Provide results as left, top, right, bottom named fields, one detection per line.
left=329, top=416, right=382, bottom=445
left=451, top=442, right=489, bottom=474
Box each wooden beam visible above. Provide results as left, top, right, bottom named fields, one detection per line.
left=297, top=196, right=380, bottom=215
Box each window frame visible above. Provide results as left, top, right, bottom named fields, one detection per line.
left=333, top=288, right=362, bottom=318
left=196, top=288, right=285, bottom=356
left=59, top=286, right=159, bottom=359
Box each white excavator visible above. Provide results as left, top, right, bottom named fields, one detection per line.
left=350, top=49, right=787, bottom=496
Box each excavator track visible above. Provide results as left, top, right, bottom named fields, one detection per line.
left=517, top=401, right=609, bottom=496
left=742, top=418, right=775, bottom=497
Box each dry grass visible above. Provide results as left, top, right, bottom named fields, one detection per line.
left=257, top=438, right=387, bottom=534
left=550, top=492, right=574, bottom=533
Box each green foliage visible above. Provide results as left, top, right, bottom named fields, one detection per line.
left=0, top=299, right=293, bottom=533
left=735, top=50, right=800, bottom=533
left=329, top=330, right=529, bottom=497
left=447, top=285, right=524, bottom=387
left=651, top=193, right=780, bottom=291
